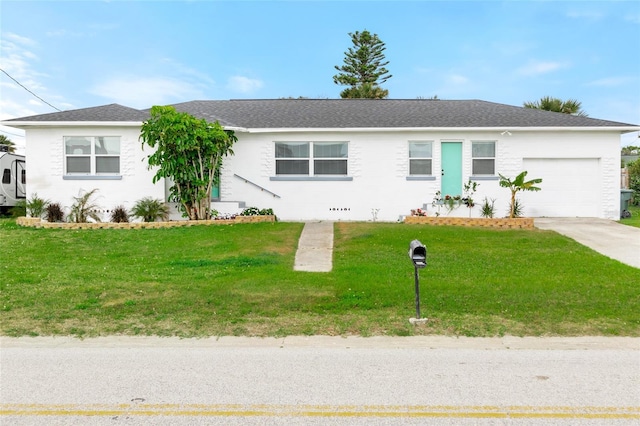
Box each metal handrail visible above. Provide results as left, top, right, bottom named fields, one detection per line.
left=233, top=174, right=281, bottom=198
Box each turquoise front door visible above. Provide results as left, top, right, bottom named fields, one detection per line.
left=441, top=142, right=462, bottom=196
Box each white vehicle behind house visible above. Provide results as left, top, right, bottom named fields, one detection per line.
left=0, top=145, right=26, bottom=214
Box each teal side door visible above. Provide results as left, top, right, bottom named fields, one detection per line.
left=211, top=168, right=220, bottom=200
left=441, top=142, right=462, bottom=196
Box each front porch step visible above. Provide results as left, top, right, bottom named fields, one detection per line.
left=167, top=201, right=246, bottom=220
left=211, top=201, right=246, bottom=216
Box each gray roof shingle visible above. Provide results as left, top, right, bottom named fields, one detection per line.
left=5, top=99, right=637, bottom=129
left=4, top=104, right=150, bottom=122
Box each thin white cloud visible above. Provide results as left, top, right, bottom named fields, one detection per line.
left=45, top=29, right=84, bottom=38
left=90, top=76, right=206, bottom=108
left=4, top=32, right=37, bottom=47
left=0, top=97, right=42, bottom=121
left=160, top=57, right=216, bottom=87
left=0, top=32, right=63, bottom=119
left=517, top=61, right=568, bottom=76
left=447, top=74, right=469, bottom=85
left=1, top=37, right=41, bottom=78
left=566, top=10, right=605, bottom=21
left=226, top=76, right=264, bottom=94
left=587, top=76, right=636, bottom=87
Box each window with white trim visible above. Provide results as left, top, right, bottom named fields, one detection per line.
left=408, top=141, right=433, bottom=175
left=472, top=141, right=495, bottom=175
left=65, top=136, right=120, bottom=175
left=275, top=142, right=348, bottom=176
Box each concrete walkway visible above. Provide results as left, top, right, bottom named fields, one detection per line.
left=535, top=218, right=640, bottom=268
left=294, top=221, right=334, bottom=272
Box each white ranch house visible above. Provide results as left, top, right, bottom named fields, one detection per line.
left=3, top=99, right=638, bottom=221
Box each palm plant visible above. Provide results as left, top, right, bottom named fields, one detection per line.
left=26, top=193, right=50, bottom=218
left=131, top=197, right=169, bottom=222
left=68, top=188, right=102, bottom=223
left=499, top=171, right=542, bottom=218
left=0, top=135, right=16, bottom=153
left=523, top=96, right=588, bottom=116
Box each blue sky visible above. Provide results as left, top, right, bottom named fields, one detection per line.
left=1, top=0, right=639, bottom=151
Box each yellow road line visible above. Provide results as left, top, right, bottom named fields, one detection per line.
left=1, top=404, right=639, bottom=419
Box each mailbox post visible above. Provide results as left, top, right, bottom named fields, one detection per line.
left=408, top=240, right=427, bottom=321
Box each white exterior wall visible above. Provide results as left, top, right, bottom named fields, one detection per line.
left=220, top=129, right=622, bottom=221
left=21, top=125, right=623, bottom=222
left=506, top=130, right=620, bottom=219
left=24, top=126, right=164, bottom=220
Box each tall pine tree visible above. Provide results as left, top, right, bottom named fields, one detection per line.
left=333, top=30, right=392, bottom=99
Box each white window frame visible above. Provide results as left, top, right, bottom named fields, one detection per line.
left=64, top=136, right=121, bottom=176
left=275, top=141, right=348, bottom=177
left=408, top=141, right=434, bottom=176
left=471, top=141, right=496, bottom=176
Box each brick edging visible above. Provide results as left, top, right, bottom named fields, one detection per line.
left=403, top=216, right=534, bottom=229
left=16, top=215, right=276, bottom=229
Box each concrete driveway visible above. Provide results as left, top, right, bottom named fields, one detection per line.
left=535, top=218, right=640, bottom=268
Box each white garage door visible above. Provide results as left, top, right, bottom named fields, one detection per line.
left=521, top=158, right=601, bottom=217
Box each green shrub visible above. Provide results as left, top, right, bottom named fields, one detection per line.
left=26, top=193, right=49, bottom=218
left=508, top=199, right=524, bottom=218
left=131, top=197, right=169, bottom=222
left=627, top=160, right=640, bottom=205
left=240, top=207, right=273, bottom=216
left=110, top=205, right=130, bottom=223
left=45, top=203, right=64, bottom=222
left=630, top=176, right=640, bottom=206
left=480, top=197, right=496, bottom=218
left=240, top=207, right=260, bottom=216
left=10, top=199, right=26, bottom=218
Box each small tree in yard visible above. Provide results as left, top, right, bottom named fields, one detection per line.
left=140, top=106, right=237, bottom=220
left=499, top=171, right=542, bottom=218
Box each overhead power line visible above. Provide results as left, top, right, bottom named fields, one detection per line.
left=0, top=128, right=25, bottom=138
left=0, top=67, right=62, bottom=112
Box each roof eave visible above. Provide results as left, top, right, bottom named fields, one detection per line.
left=0, top=121, right=145, bottom=128
left=245, top=126, right=640, bottom=133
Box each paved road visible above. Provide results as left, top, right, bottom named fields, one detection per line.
left=2, top=336, right=639, bottom=425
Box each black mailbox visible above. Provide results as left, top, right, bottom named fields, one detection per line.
left=409, top=239, right=427, bottom=268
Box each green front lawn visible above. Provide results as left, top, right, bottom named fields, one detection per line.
left=1, top=219, right=638, bottom=337
left=620, top=204, right=640, bottom=228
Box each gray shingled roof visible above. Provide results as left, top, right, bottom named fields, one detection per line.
left=5, top=99, right=636, bottom=129
left=4, top=104, right=150, bottom=122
